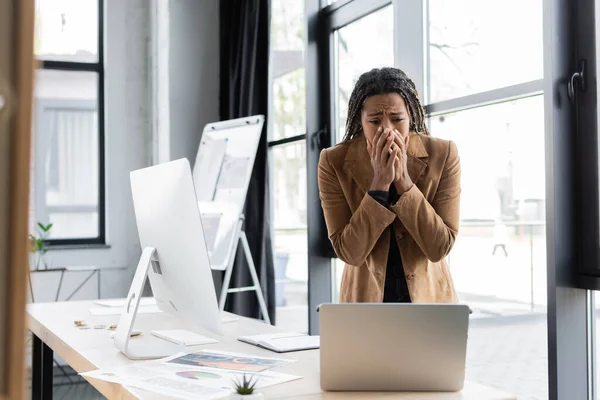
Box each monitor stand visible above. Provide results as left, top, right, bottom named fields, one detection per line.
left=114, top=247, right=181, bottom=360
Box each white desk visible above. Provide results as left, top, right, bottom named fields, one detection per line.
left=27, top=300, right=516, bottom=400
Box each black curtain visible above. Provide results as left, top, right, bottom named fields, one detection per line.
left=219, top=0, right=275, bottom=323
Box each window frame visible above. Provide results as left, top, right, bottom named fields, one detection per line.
left=36, top=0, right=106, bottom=246
left=268, top=0, right=313, bottom=333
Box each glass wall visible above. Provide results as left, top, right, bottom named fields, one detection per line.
left=334, top=5, right=394, bottom=143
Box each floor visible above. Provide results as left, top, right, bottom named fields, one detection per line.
left=25, top=367, right=105, bottom=400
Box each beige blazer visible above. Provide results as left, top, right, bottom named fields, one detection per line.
left=318, top=133, right=461, bottom=303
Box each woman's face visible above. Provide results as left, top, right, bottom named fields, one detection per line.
left=360, top=93, right=410, bottom=145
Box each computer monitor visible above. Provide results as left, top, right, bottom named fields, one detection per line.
left=114, top=158, right=223, bottom=360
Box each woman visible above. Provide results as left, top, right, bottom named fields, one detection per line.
left=318, top=67, right=460, bottom=303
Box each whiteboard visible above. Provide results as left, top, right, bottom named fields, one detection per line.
left=192, top=115, right=264, bottom=270
left=192, top=138, right=227, bottom=202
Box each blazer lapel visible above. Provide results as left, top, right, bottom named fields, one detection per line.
left=344, top=136, right=373, bottom=195
left=407, top=133, right=428, bottom=186
left=344, top=134, right=429, bottom=194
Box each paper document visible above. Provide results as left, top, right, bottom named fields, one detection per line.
left=193, top=138, right=228, bottom=202
left=89, top=305, right=162, bottom=316
left=216, top=156, right=251, bottom=190
left=93, top=297, right=156, bottom=308
left=81, top=350, right=301, bottom=400
left=239, top=332, right=320, bottom=353
left=83, top=366, right=229, bottom=400
left=167, top=349, right=294, bottom=373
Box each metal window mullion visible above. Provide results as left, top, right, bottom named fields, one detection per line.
left=268, top=134, right=307, bottom=148
left=325, top=0, right=391, bottom=31
left=587, top=291, right=596, bottom=400
left=307, top=0, right=333, bottom=335
left=330, top=30, right=338, bottom=144
left=425, top=80, right=544, bottom=116
left=97, top=0, right=106, bottom=243
left=394, top=0, right=426, bottom=100
left=40, top=60, right=101, bottom=72
left=544, top=0, right=589, bottom=397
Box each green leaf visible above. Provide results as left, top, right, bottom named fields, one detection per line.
left=34, top=239, right=45, bottom=252
left=233, top=374, right=257, bottom=394
left=38, top=223, right=53, bottom=233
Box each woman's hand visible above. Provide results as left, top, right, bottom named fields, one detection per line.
left=367, top=127, right=400, bottom=191
left=391, top=130, right=414, bottom=194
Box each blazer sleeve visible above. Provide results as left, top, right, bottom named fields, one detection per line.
left=390, top=140, right=461, bottom=263
left=318, top=149, right=396, bottom=267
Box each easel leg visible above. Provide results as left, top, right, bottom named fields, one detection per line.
left=240, top=232, right=272, bottom=325
left=219, top=256, right=235, bottom=313
left=218, top=217, right=244, bottom=313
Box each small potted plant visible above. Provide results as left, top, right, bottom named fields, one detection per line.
left=230, top=374, right=263, bottom=400
left=29, top=222, right=53, bottom=270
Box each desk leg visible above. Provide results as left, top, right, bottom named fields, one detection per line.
left=32, top=334, right=53, bottom=399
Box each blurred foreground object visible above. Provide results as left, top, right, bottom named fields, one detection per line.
left=0, top=0, right=36, bottom=398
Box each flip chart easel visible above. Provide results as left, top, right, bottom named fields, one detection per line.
left=192, top=115, right=270, bottom=324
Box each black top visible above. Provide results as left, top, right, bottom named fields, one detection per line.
left=368, top=186, right=412, bottom=303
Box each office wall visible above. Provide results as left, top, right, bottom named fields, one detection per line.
left=168, top=0, right=220, bottom=163
left=34, top=0, right=221, bottom=302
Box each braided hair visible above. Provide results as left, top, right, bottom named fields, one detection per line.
left=343, top=67, right=430, bottom=142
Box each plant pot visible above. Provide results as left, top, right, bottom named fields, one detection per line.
left=228, top=393, right=264, bottom=400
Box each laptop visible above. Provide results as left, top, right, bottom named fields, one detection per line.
left=318, top=303, right=469, bottom=392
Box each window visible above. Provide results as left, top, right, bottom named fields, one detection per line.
left=427, top=0, right=543, bottom=103
left=308, top=0, right=549, bottom=397
left=32, top=0, right=105, bottom=244
left=331, top=4, right=394, bottom=298
left=334, top=5, right=394, bottom=143
left=431, top=100, right=548, bottom=393
left=426, top=2, right=547, bottom=397
left=270, top=0, right=308, bottom=333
